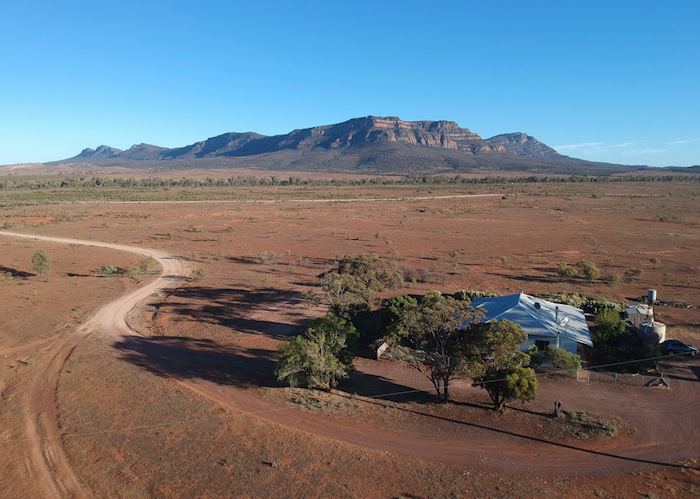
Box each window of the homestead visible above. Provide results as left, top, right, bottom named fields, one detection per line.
left=535, top=340, right=550, bottom=351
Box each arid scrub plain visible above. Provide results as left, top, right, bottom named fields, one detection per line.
left=0, top=177, right=698, bottom=498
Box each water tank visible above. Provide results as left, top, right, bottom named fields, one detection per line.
left=639, top=321, right=666, bottom=344
left=647, top=289, right=657, bottom=304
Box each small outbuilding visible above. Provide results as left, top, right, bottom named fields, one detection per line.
left=471, top=292, right=593, bottom=355
left=625, top=303, right=654, bottom=329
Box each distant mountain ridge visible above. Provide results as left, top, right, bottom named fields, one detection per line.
left=52, top=116, right=640, bottom=174
left=69, top=116, right=558, bottom=161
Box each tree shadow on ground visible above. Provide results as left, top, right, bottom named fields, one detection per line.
left=330, top=391, right=698, bottom=471
left=0, top=265, right=34, bottom=278
left=339, top=369, right=434, bottom=404
left=113, top=335, right=281, bottom=388
left=113, top=334, right=431, bottom=403
left=486, top=271, right=562, bottom=284
left=156, top=286, right=311, bottom=338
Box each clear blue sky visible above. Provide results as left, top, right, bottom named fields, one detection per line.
left=1, top=0, right=698, bottom=166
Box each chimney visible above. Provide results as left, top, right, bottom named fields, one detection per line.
left=555, top=306, right=559, bottom=323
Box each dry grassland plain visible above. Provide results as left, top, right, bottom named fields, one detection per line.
left=0, top=180, right=698, bottom=497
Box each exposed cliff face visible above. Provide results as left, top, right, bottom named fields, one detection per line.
left=60, top=115, right=569, bottom=171
left=225, top=116, right=505, bottom=156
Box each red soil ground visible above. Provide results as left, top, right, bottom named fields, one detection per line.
left=0, top=182, right=698, bottom=497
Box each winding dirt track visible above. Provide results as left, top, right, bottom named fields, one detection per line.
left=0, top=231, right=187, bottom=498
left=1, top=227, right=698, bottom=496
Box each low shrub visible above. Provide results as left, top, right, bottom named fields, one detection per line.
left=556, top=261, right=577, bottom=279
left=100, top=264, right=119, bottom=275
left=624, top=267, right=644, bottom=282
left=576, top=260, right=600, bottom=281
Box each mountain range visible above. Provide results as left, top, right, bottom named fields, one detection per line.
left=53, top=116, right=645, bottom=174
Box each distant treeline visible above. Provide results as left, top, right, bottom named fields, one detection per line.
left=0, top=174, right=698, bottom=190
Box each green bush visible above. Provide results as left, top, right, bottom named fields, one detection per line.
left=603, top=273, right=622, bottom=285
left=535, top=292, right=586, bottom=308
left=31, top=250, right=51, bottom=277
left=624, top=267, right=644, bottom=282
left=546, top=346, right=582, bottom=374
left=556, top=261, right=577, bottom=279
left=191, top=267, right=206, bottom=281
left=275, top=314, right=358, bottom=390
left=466, top=320, right=538, bottom=411
left=576, top=260, right=600, bottom=281
left=323, top=254, right=405, bottom=317
left=583, top=299, right=624, bottom=315
left=453, top=289, right=497, bottom=301
left=381, top=295, right=418, bottom=336
left=336, top=254, right=404, bottom=291
left=593, top=308, right=627, bottom=342
left=138, top=256, right=157, bottom=273
left=479, top=365, right=538, bottom=412
left=100, top=264, right=119, bottom=275
left=528, top=345, right=581, bottom=375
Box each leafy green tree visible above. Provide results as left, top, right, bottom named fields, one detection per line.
left=335, top=254, right=404, bottom=291
left=593, top=308, right=627, bottom=342
left=465, top=320, right=538, bottom=411
left=321, top=272, right=373, bottom=317
left=320, top=254, right=404, bottom=318
left=386, top=292, right=477, bottom=403
left=275, top=314, right=358, bottom=390
left=381, top=295, right=418, bottom=336
left=479, top=366, right=538, bottom=411
left=31, top=250, right=51, bottom=278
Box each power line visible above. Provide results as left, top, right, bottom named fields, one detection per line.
left=0, top=350, right=692, bottom=446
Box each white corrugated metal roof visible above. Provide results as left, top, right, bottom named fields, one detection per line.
left=471, top=293, right=593, bottom=347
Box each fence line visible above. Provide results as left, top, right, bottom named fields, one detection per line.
left=575, top=367, right=670, bottom=388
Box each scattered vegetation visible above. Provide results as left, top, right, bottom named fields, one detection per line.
left=0, top=174, right=696, bottom=193
left=562, top=410, right=620, bottom=438
left=190, top=267, right=206, bottom=281
left=256, top=251, right=277, bottom=265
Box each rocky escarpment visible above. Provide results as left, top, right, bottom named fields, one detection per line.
left=74, top=145, right=123, bottom=160
left=65, top=116, right=560, bottom=161
left=485, top=132, right=558, bottom=158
